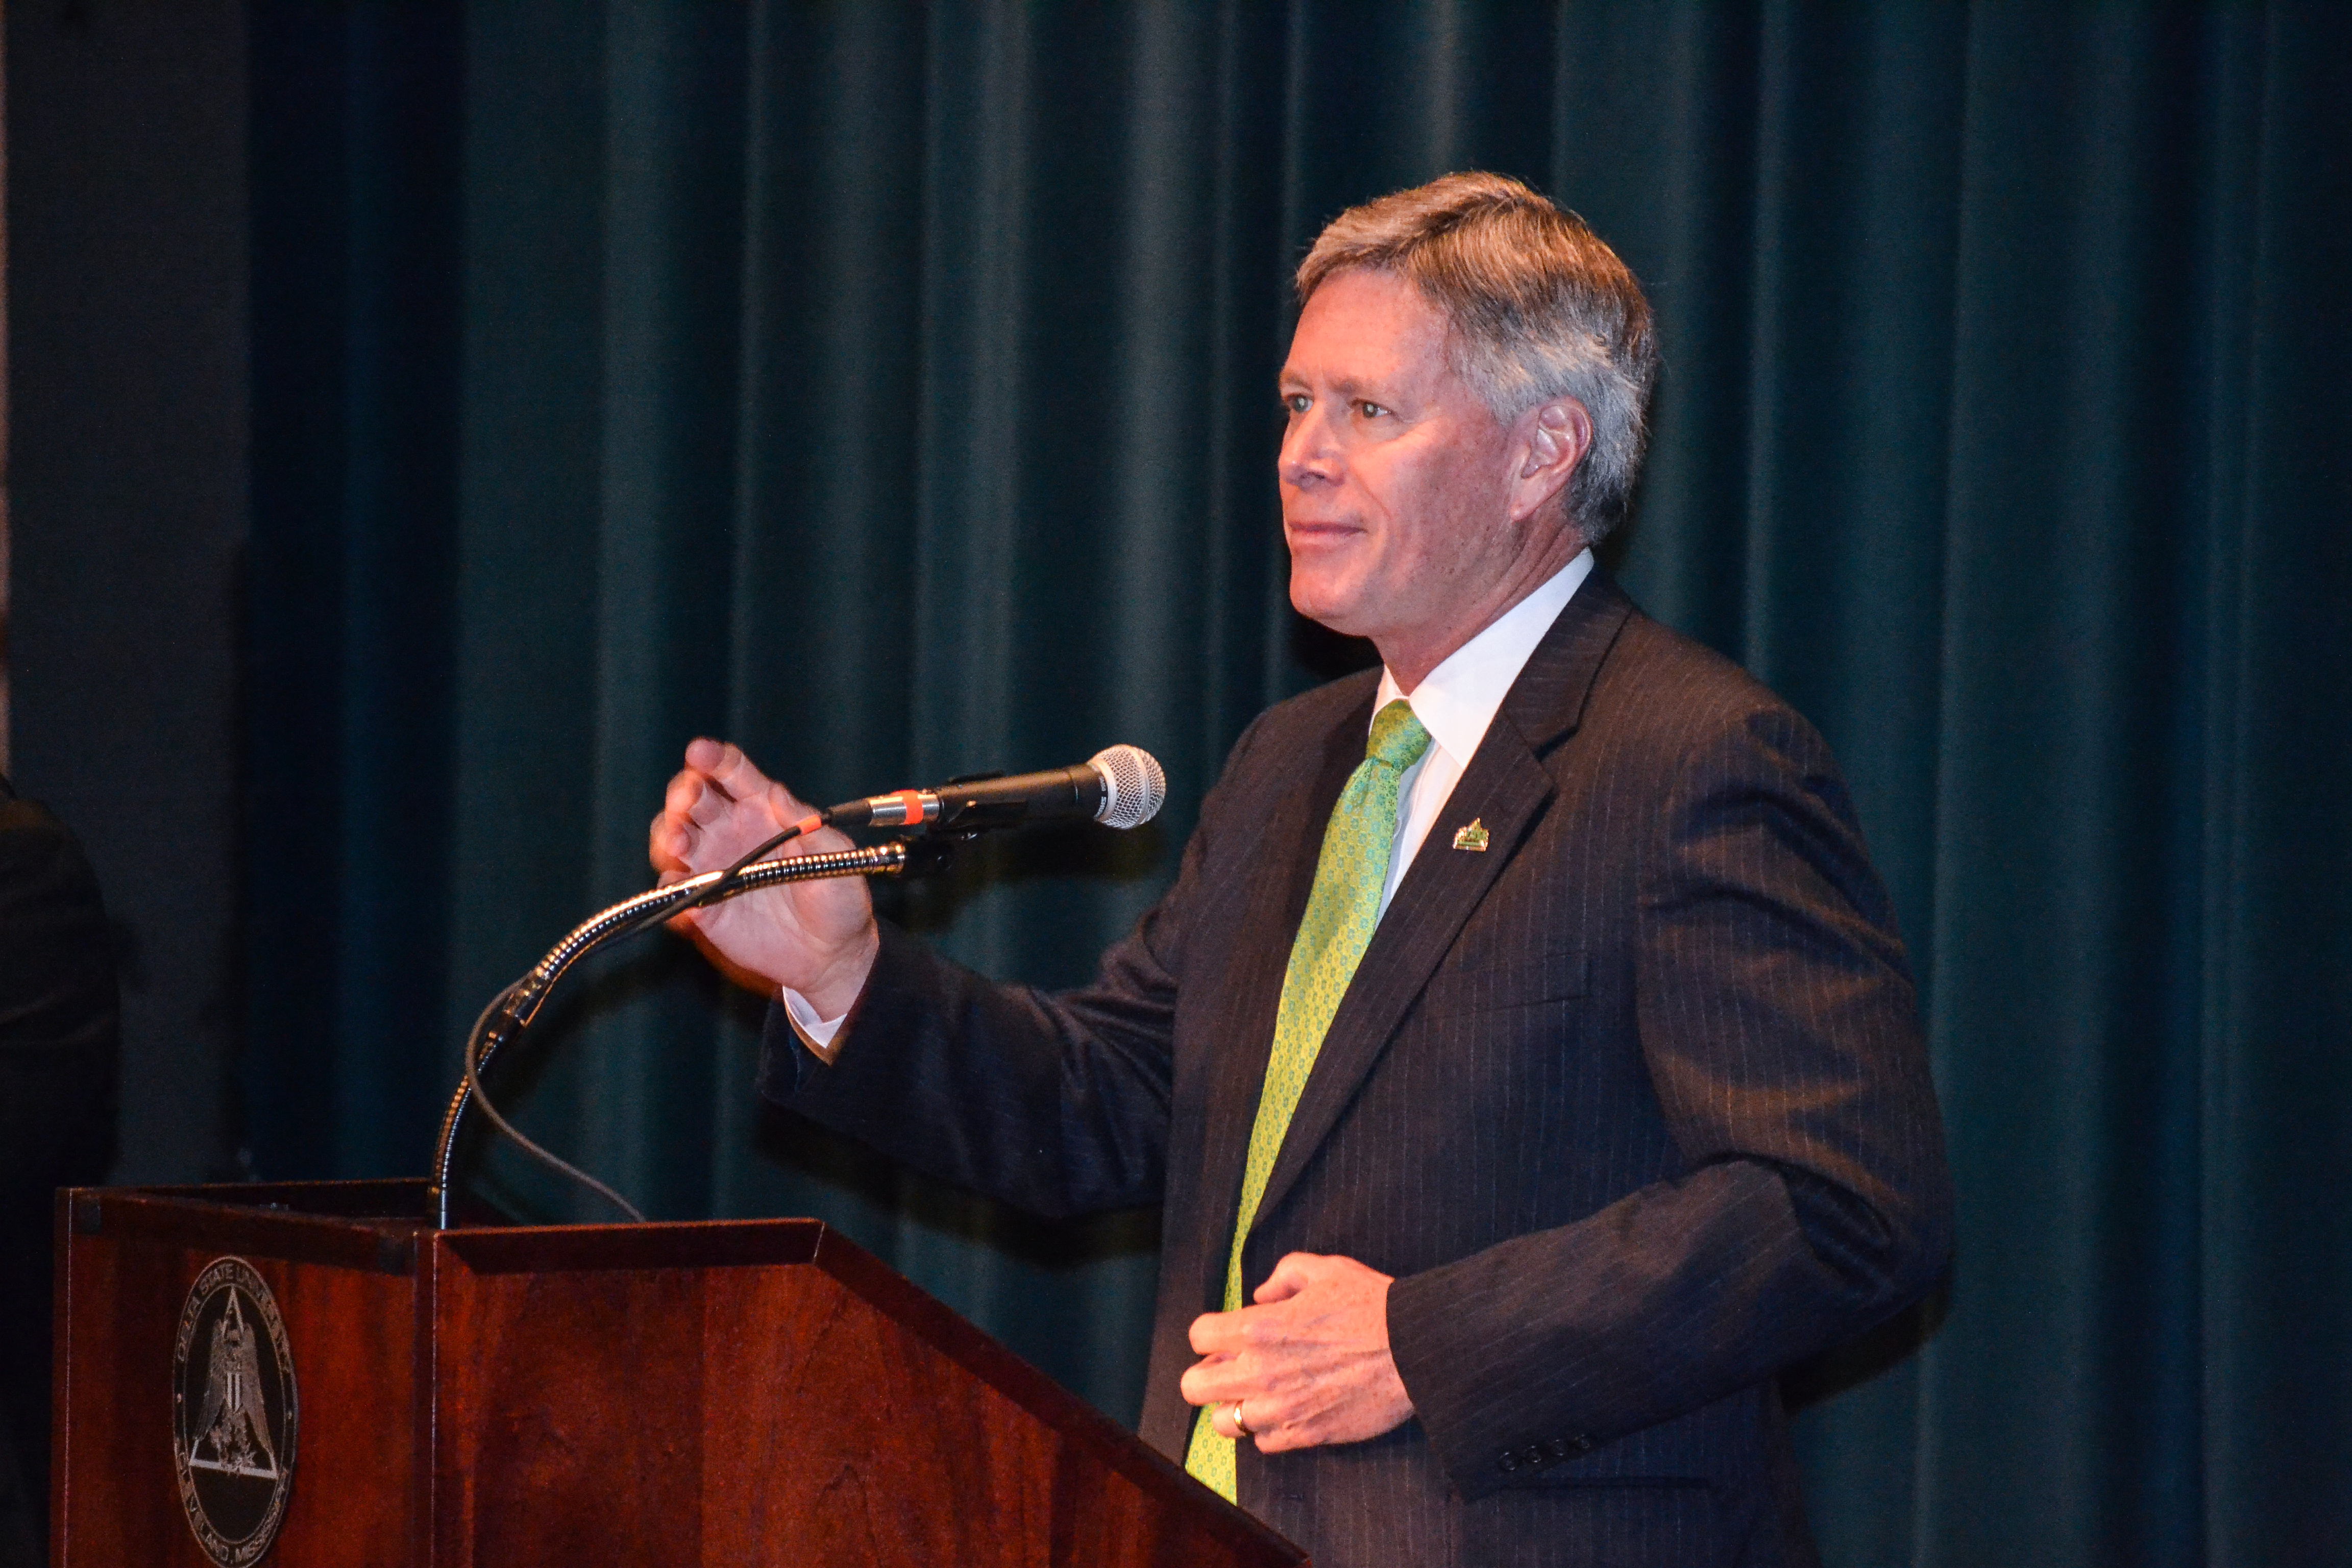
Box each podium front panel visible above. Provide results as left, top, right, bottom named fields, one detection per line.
left=53, top=1183, right=425, bottom=1567
left=56, top=1185, right=1307, bottom=1567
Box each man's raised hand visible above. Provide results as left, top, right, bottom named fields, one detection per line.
left=647, top=738, right=879, bottom=1017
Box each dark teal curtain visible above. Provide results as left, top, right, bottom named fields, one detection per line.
left=244, top=4, right=2352, bottom=1562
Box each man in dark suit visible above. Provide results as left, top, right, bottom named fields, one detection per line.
left=651, top=173, right=1951, bottom=1566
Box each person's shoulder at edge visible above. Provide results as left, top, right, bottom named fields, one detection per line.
left=0, top=777, right=103, bottom=897
left=1579, top=593, right=1837, bottom=757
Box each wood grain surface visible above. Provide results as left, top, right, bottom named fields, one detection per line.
left=55, top=1184, right=1307, bottom=1567
left=53, top=1189, right=419, bottom=1566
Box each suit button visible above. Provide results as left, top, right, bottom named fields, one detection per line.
left=1498, top=1452, right=1522, bottom=1474
left=1570, top=1434, right=1594, bottom=1454
left=1521, top=1444, right=1548, bottom=1467
left=1544, top=1436, right=1572, bottom=1461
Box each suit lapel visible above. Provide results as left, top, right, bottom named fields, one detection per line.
left=1246, top=572, right=1637, bottom=1236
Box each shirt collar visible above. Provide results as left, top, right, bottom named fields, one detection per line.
left=1374, top=548, right=1594, bottom=764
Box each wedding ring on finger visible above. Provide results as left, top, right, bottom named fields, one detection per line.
left=1230, top=1402, right=1254, bottom=1438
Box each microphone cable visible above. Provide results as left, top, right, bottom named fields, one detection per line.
left=459, top=976, right=646, bottom=1224
left=455, top=812, right=824, bottom=1224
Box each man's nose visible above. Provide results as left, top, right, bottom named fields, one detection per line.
left=1279, top=404, right=1339, bottom=487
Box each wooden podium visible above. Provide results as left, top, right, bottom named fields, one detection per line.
left=51, top=1179, right=1307, bottom=1566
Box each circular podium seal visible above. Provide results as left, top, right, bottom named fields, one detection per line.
left=172, top=1258, right=300, bottom=1566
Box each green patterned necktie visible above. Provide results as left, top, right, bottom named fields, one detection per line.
left=1185, top=699, right=1433, bottom=1501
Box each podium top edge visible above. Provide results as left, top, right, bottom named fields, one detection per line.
left=66, top=1184, right=433, bottom=1275
left=118, top=1177, right=433, bottom=1218
left=63, top=1185, right=835, bottom=1279
left=435, top=1216, right=826, bottom=1274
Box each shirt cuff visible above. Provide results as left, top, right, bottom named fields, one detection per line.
left=779, top=986, right=849, bottom=1063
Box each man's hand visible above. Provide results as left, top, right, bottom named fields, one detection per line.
left=1179, top=1252, right=1414, bottom=1453
left=647, top=738, right=879, bottom=1016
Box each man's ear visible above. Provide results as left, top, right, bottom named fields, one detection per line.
left=1510, top=397, right=1593, bottom=523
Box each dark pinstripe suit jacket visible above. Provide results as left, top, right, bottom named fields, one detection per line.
left=765, top=571, right=1953, bottom=1567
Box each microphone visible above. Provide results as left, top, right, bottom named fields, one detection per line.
left=824, top=745, right=1167, bottom=833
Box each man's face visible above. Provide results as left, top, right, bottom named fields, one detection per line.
left=1278, top=268, right=1526, bottom=659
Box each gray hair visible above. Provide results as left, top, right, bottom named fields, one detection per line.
left=1297, top=173, right=1659, bottom=542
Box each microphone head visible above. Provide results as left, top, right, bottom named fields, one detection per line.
left=1087, top=745, right=1167, bottom=830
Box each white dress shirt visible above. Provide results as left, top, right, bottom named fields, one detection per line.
left=1369, top=548, right=1592, bottom=917
left=788, top=548, right=1594, bottom=1051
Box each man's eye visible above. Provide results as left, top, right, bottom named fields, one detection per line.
left=1357, top=401, right=1388, bottom=419
left=1283, top=394, right=1311, bottom=414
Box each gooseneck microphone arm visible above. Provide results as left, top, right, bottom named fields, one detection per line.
left=428, top=837, right=942, bottom=1230
left=428, top=744, right=1166, bottom=1231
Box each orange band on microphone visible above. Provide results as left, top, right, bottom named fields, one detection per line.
left=792, top=813, right=823, bottom=838
left=891, top=790, right=928, bottom=824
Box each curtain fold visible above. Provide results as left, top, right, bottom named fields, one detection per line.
left=244, top=4, right=2351, bottom=1560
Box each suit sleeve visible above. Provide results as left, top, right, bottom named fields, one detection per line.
left=1385, top=701, right=1954, bottom=1500
left=757, top=711, right=1268, bottom=1220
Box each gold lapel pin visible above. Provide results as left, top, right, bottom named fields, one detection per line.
left=1451, top=818, right=1489, bottom=852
